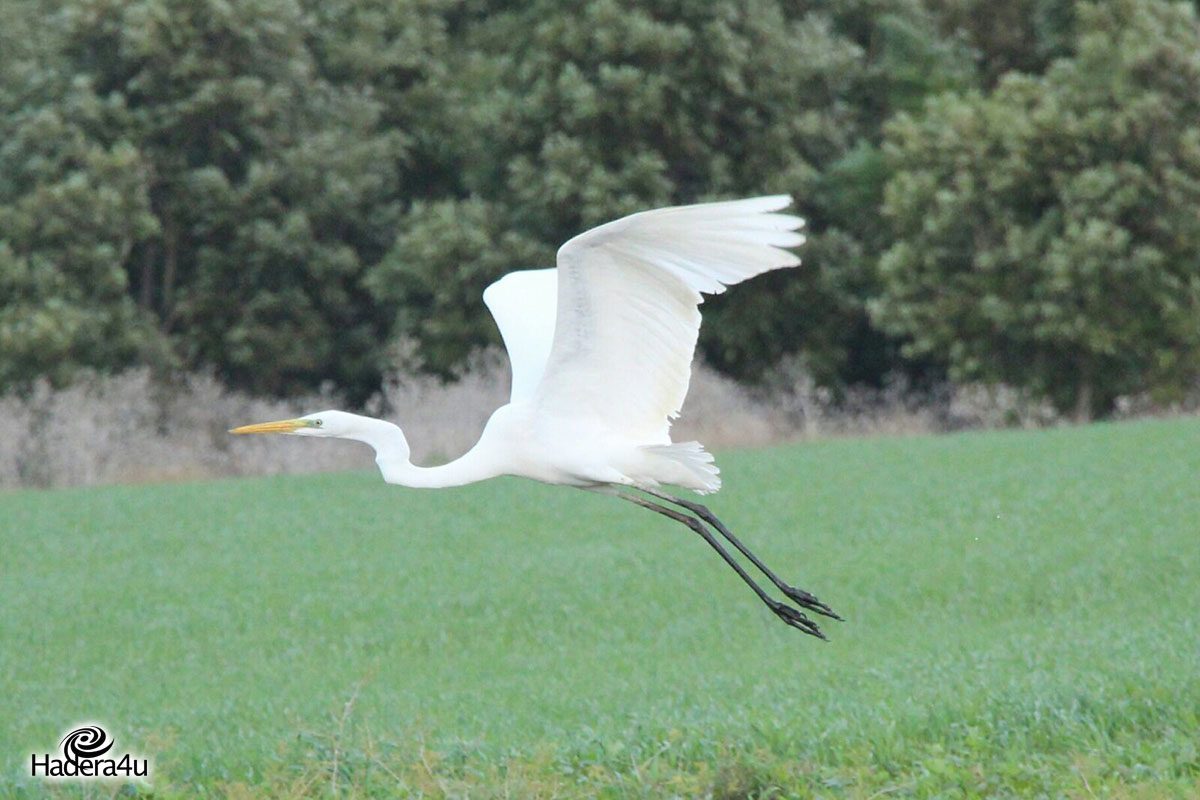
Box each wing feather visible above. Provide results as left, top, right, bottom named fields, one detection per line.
left=482, top=268, right=558, bottom=402
left=532, top=195, right=804, bottom=441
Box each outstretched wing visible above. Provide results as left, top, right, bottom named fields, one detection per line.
left=482, top=268, right=558, bottom=402
left=531, top=195, right=804, bottom=442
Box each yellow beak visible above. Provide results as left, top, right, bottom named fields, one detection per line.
left=228, top=418, right=309, bottom=435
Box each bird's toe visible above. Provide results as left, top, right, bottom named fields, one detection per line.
left=769, top=601, right=827, bottom=640
left=782, top=585, right=843, bottom=621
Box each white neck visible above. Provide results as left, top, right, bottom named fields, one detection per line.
left=345, top=416, right=499, bottom=489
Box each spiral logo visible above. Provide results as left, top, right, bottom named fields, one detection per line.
left=31, top=722, right=149, bottom=780
left=59, top=726, right=113, bottom=763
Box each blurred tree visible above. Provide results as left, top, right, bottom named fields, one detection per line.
left=875, top=0, right=1200, bottom=417
left=925, top=0, right=1077, bottom=84
left=300, top=0, right=461, bottom=200
left=0, top=132, right=164, bottom=388
left=0, top=5, right=165, bottom=389
left=0, top=0, right=440, bottom=400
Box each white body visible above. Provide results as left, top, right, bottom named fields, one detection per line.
left=235, top=196, right=805, bottom=495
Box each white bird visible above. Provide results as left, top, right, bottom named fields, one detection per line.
left=232, top=196, right=840, bottom=637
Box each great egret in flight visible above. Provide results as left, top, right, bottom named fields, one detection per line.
left=232, top=196, right=840, bottom=638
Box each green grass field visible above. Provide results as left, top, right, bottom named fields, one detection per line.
left=2, top=419, right=1198, bottom=797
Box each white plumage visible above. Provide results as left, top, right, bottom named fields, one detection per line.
left=481, top=268, right=558, bottom=403
left=478, top=195, right=804, bottom=491
left=232, top=196, right=840, bottom=637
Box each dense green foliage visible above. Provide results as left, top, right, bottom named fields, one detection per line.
left=2, top=419, right=1198, bottom=795
left=3, top=0, right=1199, bottom=412
left=1, top=0, right=415, bottom=398
left=877, top=0, right=1200, bottom=416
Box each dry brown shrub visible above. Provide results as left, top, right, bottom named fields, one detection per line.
left=3, top=355, right=1194, bottom=490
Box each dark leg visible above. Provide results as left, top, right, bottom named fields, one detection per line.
left=620, top=492, right=827, bottom=639
left=641, top=487, right=842, bottom=621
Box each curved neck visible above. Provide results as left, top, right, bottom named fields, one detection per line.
left=349, top=416, right=498, bottom=489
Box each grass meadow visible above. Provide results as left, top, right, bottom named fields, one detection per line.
left=1, top=418, right=1198, bottom=797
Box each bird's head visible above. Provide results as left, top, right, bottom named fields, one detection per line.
left=229, top=409, right=366, bottom=439
left=230, top=409, right=411, bottom=468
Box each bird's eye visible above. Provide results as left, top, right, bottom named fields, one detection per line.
left=314, top=419, right=323, bottom=427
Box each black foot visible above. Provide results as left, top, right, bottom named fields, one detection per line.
left=781, top=585, right=843, bottom=621
left=769, top=600, right=827, bottom=640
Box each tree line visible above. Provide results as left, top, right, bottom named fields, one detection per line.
left=2, top=0, right=1198, bottom=417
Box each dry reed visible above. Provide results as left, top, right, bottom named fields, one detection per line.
left=1, top=355, right=1194, bottom=489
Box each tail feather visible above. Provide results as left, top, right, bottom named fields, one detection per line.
left=642, top=441, right=722, bottom=494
